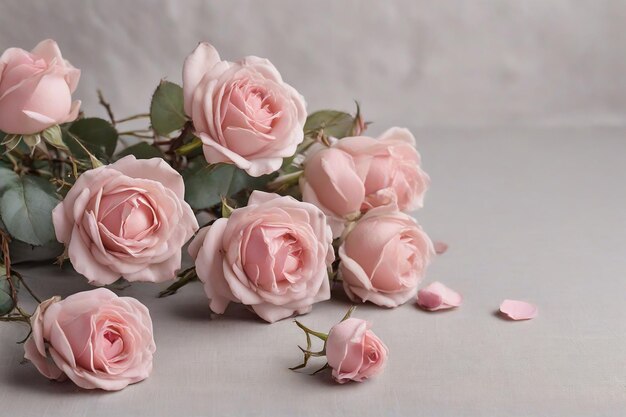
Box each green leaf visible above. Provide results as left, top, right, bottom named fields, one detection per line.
left=0, top=170, right=61, bottom=246
left=304, top=110, right=354, bottom=139
left=183, top=161, right=268, bottom=210
left=150, top=81, right=186, bottom=136
left=116, top=142, right=163, bottom=160
left=41, top=125, right=69, bottom=151
left=67, top=118, right=118, bottom=159
left=0, top=266, right=14, bottom=315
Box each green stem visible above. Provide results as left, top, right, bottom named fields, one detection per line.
left=12, top=271, right=41, bottom=303
left=295, top=320, right=328, bottom=341
left=158, top=267, right=198, bottom=298
left=115, top=113, right=150, bottom=124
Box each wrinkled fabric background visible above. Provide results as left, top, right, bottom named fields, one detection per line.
left=1, top=0, right=625, bottom=129
left=1, top=2, right=625, bottom=417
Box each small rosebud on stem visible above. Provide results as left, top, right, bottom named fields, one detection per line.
left=290, top=306, right=357, bottom=374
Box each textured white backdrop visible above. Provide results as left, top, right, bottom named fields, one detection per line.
left=1, top=3, right=626, bottom=417
left=1, top=0, right=626, bottom=129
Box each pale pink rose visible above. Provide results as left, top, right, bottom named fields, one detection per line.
left=183, top=42, right=306, bottom=177
left=335, top=127, right=430, bottom=212
left=24, top=288, right=156, bottom=391
left=300, top=147, right=365, bottom=238
left=189, top=191, right=333, bottom=323
left=0, top=39, right=80, bottom=135
left=326, top=318, right=388, bottom=384
left=52, top=155, right=198, bottom=285
left=339, top=206, right=434, bottom=307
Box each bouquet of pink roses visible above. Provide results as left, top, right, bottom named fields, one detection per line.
left=0, top=39, right=447, bottom=390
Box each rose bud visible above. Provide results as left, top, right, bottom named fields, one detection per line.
left=183, top=42, right=306, bottom=177
left=52, top=155, right=198, bottom=285
left=339, top=206, right=435, bottom=307
left=189, top=191, right=333, bottom=323
left=326, top=317, right=389, bottom=383
left=300, top=147, right=365, bottom=238
left=0, top=39, right=80, bottom=135
left=23, top=288, right=156, bottom=391
left=335, top=127, right=430, bottom=212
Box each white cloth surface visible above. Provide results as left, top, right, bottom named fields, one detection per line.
left=0, top=127, right=625, bottom=417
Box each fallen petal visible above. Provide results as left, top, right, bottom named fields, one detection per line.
left=499, top=299, right=537, bottom=320
left=434, top=241, right=448, bottom=255
left=417, top=281, right=462, bottom=311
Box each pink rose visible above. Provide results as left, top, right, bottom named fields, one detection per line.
left=24, top=288, right=156, bottom=391
left=0, top=39, right=80, bottom=135
left=339, top=206, right=434, bottom=307
left=335, top=127, right=430, bottom=211
left=189, top=191, right=333, bottom=323
left=183, top=42, right=306, bottom=177
left=326, top=318, right=388, bottom=383
left=52, top=155, right=198, bottom=285
left=300, top=147, right=365, bottom=237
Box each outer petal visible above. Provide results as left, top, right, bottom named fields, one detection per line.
left=30, top=39, right=64, bottom=64
left=417, top=281, right=462, bottom=311
left=111, top=155, right=186, bottom=199
left=377, top=126, right=416, bottom=145
left=23, top=296, right=64, bottom=380
left=251, top=303, right=297, bottom=324
left=183, top=42, right=221, bottom=115
left=67, top=226, right=120, bottom=286
left=194, top=218, right=235, bottom=313
left=123, top=250, right=182, bottom=283
left=499, top=299, right=538, bottom=320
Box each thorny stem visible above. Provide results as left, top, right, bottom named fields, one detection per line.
left=0, top=230, right=35, bottom=327
left=115, top=113, right=150, bottom=124
left=13, top=270, right=42, bottom=304
left=295, top=320, right=328, bottom=342
left=97, top=89, right=116, bottom=125
left=158, top=266, right=198, bottom=298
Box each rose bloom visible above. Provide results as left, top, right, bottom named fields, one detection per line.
left=299, top=146, right=365, bottom=237
left=339, top=206, right=435, bottom=307
left=335, top=127, right=430, bottom=211
left=326, top=318, right=388, bottom=384
left=24, top=288, right=156, bottom=391
left=52, top=155, right=198, bottom=285
left=0, top=39, right=80, bottom=135
left=189, top=191, right=333, bottom=323
left=183, top=42, right=306, bottom=177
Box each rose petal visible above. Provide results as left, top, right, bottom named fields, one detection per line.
left=183, top=42, right=221, bottom=115
left=417, top=281, right=462, bottom=311
left=499, top=299, right=538, bottom=320
left=434, top=241, right=448, bottom=255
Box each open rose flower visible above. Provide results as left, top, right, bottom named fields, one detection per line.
left=0, top=39, right=80, bottom=135
left=300, top=147, right=365, bottom=237
left=335, top=127, right=430, bottom=211
left=183, top=42, right=306, bottom=177
left=189, top=191, right=333, bottom=323
left=52, top=155, right=198, bottom=285
left=339, top=206, right=434, bottom=307
left=24, top=288, right=156, bottom=391
left=326, top=317, right=388, bottom=383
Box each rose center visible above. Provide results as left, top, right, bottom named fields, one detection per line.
left=101, top=328, right=124, bottom=361
left=227, top=81, right=279, bottom=134
left=242, top=225, right=303, bottom=293
left=104, top=329, right=121, bottom=344
left=98, top=190, right=157, bottom=240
